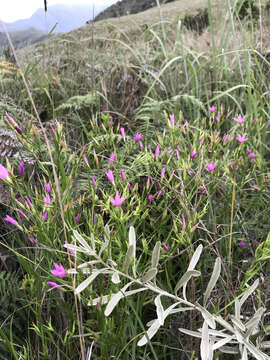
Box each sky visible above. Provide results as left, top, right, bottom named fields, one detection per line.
left=0, top=0, right=118, bottom=22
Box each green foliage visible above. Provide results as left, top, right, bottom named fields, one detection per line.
left=182, top=8, right=209, bottom=34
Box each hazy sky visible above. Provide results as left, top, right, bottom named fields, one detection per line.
left=0, top=0, right=118, bottom=22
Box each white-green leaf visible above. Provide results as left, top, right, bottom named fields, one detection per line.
left=73, top=230, right=94, bottom=254
left=212, top=335, right=235, bottom=351
left=124, top=245, right=134, bottom=273
left=111, top=272, right=121, bottom=284
left=88, top=286, right=147, bottom=306
left=90, top=233, right=95, bottom=251
left=196, top=303, right=216, bottom=329
left=151, top=242, right=160, bottom=269
left=141, top=268, right=158, bottom=283
left=235, top=299, right=241, bottom=320
left=104, top=282, right=132, bottom=316
left=239, top=278, right=259, bottom=307
left=174, top=270, right=201, bottom=295
left=230, top=315, right=246, bottom=332
left=204, top=257, right=221, bottom=306
left=99, top=229, right=110, bottom=257
left=187, top=244, right=203, bottom=271
left=137, top=319, right=161, bottom=347
left=155, top=295, right=164, bottom=325
left=129, top=226, right=136, bottom=277
left=179, top=328, right=202, bottom=338
left=201, top=321, right=212, bottom=360
left=75, top=270, right=100, bottom=295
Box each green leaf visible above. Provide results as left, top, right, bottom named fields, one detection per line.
left=73, top=230, right=95, bottom=255
left=75, top=270, right=100, bottom=295
left=204, top=257, right=221, bottom=306
left=151, top=242, right=160, bottom=269
left=174, top=270, right=200, bottom=295
left=129, top=226, right=136, bottom=276
left=141, top=268, right=158, bottom=283
left=137, top=319, right=161, bottom=347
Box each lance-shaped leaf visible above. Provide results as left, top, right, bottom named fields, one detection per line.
left=64, top=243, right=93, bottom=254
left=201, top=321, right=213, bottom=360
left=151, top=241, right=160, bottom=269
left=99, top=226, right=110, bottom=257
left=124, top=245, right=134, bottom=274
left=187, top=244, right=203, bottom=271
left=141, top=267, right=158, bottom=283
left=137, top=319, right=161, bottom=347
left=155, top=295, right=164, bottom=325
left=75, top=270, right=100, bottom=295
left=204, top=257, right=221, bottom=306
left=73, top=230, right=95, bottom=255
left=174, top=270, right=200, bottom=295
left=212, top=335, right=235, bottom=351
left=239, top=279, right=259, bottom=307
left=104, top=282, right=133, bottom=316
left=129, top=226, right=136, bottom=276
left=89, top=287, right=148, bottom=306
left=196, top=303, right=216, bottom=329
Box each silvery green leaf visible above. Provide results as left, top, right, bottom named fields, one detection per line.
left=73, top=230, right=94, bottom=254
left=137, top=319, right=161, bottom=347
left=242, top=347, right=248, bottom=360
left=88, top=295, right=109, bottom=306
left=230, top=315, right=246, bottom=332
left=67, top=268, right=77, bottom=274
left=64, top=243, right=89, bottom=254
left=219, top=346, right=239, bottom=354
left=179, top=328, right=202, bottom=338
left=201, top=321, right=212, bottom=360
left=174, top=270, right=201, bottom=295
left=204, top=257, right=221, bottom=306
left=187, top=244, right=203, bottom=271
left=245, top=307, right=265, bottom=332
left=151, top=242, right=160, bottom=269
left=104, top=282, right=133, bottom=316
left=196, top=303, right=216, bottom=329
left=261, top=341, right=270, bottom=349
left=111, top=272, right=121, bottom=284
left=215, top=316, right=235, bottom=333
left=99, top=229, right=110, bottom=257
left=78, top=260, right=101, bottom=268
left=146, top=319, right=155, bottom=327
left=141, top=268, right=158, bottom=283
left=75, top=270, right=100, bottom=295
left=235, top=299, right=241, bottom=320
left=124, top=245, right=134, bottom=273
left=212, top=335, right=235, bottom=351
left=91, top=233, right=95, bottom=251
left=155, top=295, right=164, bottom=325
left=129, top=227, right=136, bottom=277
left=243, top=340, right=270, bottom=360
left=169, top=306, right=194, bottom=314
left=239, top=279, right=259, bottom=306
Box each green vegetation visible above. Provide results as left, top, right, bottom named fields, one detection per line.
left=1, top=0, right=270, bottom=359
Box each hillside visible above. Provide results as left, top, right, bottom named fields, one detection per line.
left=93, top=0, right=177, bottom=22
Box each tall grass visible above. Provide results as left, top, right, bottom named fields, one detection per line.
left=1, top=0, right=270, bottom=358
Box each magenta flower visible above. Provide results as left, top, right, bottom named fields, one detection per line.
left=18, top=162, right=24, bottom=176
left=106, top=170, right=114, bottom=183
left=234, top=114, right=246, bottom=125
left=5, top=113, right=22, bottom=134
left=200, top=138, right=204, bottom=145
left=190, top=150, right=197, bottom=159
left=239, top=241, right=246, bottom=248
left=17, top=209, right=27, bottom=218
left=42, top=211, right=48, bottom=222
left=162, top=242, right=168, bottom=251
left=25, top=196, right=33, bottom=210
left=45, top=183, right=51, bottom=193
left=43, top=195, right=51, bottom=205
left=120, top=169, right=125, bottom=181
left=205, top=163, right=216, bottom=172
left=83, top=156, right=88, bottom=164
left=182, top=215, right=186, bottom=230
left=109, top=153, right=115, bottom=165
left=134, top=133, right=142, bottom=142
left=139, top=141, right=144, bottom=150
left=50, top=262, right=67, bottom=278
left=50, top=124, right=56, bottom=138
left=0, top=164, right=9, bottom=180
left=169, top=114, right=175, bottom=127
left=155, top=144, right=160, bottom=158
left=29, top=237, right=37, bottom=244
left=110, top=191, right=126, bottom=207
left=237, top=133, right=248, bottom=143
left=148, top=194, right=154, bottom=202
left=146, top=176, right=151, bottom=188
left=109, top=117, right=113, bottom=128
left=48, top=281, right=60, bottom=289
left=224, top=134, right=230, bottom=143
left=161, top=168, right=165, bottom=179
left=4, top=215, right=19, bottom=227
left=249, top=152, right=256, bottom=159
left=209, top=106, right=215, bottom=113
left=65, top=240, right=75, bottom=255
left=75, top=213, right=81, bottom=223
left=215, top=112, right=220, bottom=122
left=120, top=127, right=125, bottom=138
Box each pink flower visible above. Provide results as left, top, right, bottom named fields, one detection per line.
left=224, top=134, right=230, bottom=143
left=249, top=152, right=256, bottom=159
left=161, top=168, right=165, bottom=179
left=109, top=153, right=115, bottom=165
left=65, top=241, right=75, bottom=255
left=155, top=144, right=160, bottom=158
left=17, top=209, right=27, bottom=218
left=29, top=237, right=37, bottom=244
left=237, top=133, right=248, bottom=143
left=239, top=241, right=246, bottom=248
left=110, top=191, right=126, bottom=207
left=148, top=195, right=154, bottom=202
left=169, top=114, right=175, bottom=127
left=215, top=112, right=220, bottom=122
left=120, top=127, right=125, bottom=138
left=45, top=183, right=51, bottom=193
left=200, top=138, right=204, bottom=145
left=42, top=211, right=48, bottom=222
left=209, top=106, right=215, bottom=113
left=234, top=114, right=246, bottom=125
left=139, top=141, right=143, bottom=150
left=48, top=281, right=60, bottom=289
left=190, top=150, right=197, bottom=158
left=75, top=213, right=81, bottom=223
left=109, top=117, right=113, bottom=128
left=5, top=113, right=22, bottom=134
left=50, top=262, right=67, bottom=278
left=50, top=124, right=56, bottom=138
left=162, top=242, right=168, bottom=251
left=205, top=163, right=216, bottom=172
left=134, top=133, right=142, bottom=142
left=4, top=215, right=19, bottom=227
left=83, top=156, right=88, bottom=164
left=0, top=164, right=9, bottom=179
left=91, top=176, right=96, bottom=186
left=182, top=215, right=186, bottom=230
left=146, top=176, right=151, bottom=188
left=25, top=196, right=33, bottom=210
left=18, top=162, right=24, bottom=176
left=120, top=169, right=125, bottom=181
left=43, top=195, right=51, bottom=205
left=106, top=170, right=114, bottom=183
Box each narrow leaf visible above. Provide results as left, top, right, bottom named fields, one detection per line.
left=73, top=230, right=94, bottom=254
left=151, top=242, right=161, bottom=269
left=239, top=279, right=259, bottom=306
left=124, top=245, right=134, bottom=273
left=201, top=321, right=211, bottom=360
left=174, top=270, right=200, bottom=295
left=104, top=282, right=132, bottom=316
left=155, top=295, right=164, bottom=325
left=75, top=270, right=100, bottom=295
left=196, top=303, right=216, bottom=329
left=141, top=268, right=158, bottom=283
left=88, top=287, right=147, bottom=306
left=111, top=272, right=121, bottom=284
left=187, top=244, right=203, bottom=271
left=129, top=226, right=136, bottom=276
left=204, top=257, right=221, bottom=306
left=137, top=319, right=161, bottom=347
